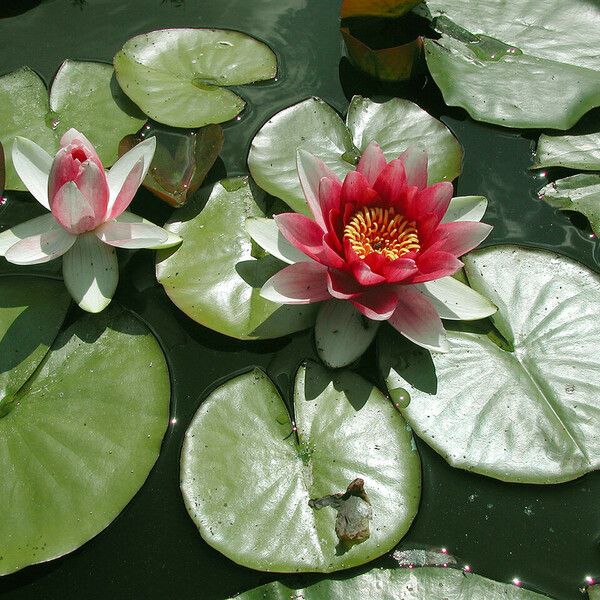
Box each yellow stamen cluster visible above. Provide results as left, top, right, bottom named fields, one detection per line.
left=343, top=206, right=420, bottom=260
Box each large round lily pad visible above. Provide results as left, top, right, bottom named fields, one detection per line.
left=0, top=61, right=146, bottom=191
left=0, top=302, right=170, bottom=575
left=425, top=0, right=600, bottom=129
left=156, top=177, right=318, bottom=340
left=114, top=28, right=277, bottom=128
left=378, top=245, right=600, bottom=483
left=181, top=361, right=421, bottom=573
left=233, top=565, right=552, bottom=599
left=248, top=95, right=463, bottom=214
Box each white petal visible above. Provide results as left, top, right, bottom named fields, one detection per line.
left=418, top=276, right=497, bottom=320
left=106, top=137, right=156, bottom=214
left=12, top=137, right=53, bottom=209
left=389, top=287, right=449, bottom=353
left=95, top=220, right=168, bottom=249
left=0, top=213, right=56, bottom=255
left=441, top=196, right=488, bottom=224
left=62, top=232, right=118, bottom=313
left=315, top=299, right=380, bottom=368
left=114, top=211, right=181, bottom=249
left=245, top=217, right=310, bottom=264
left=4, top=227, right=76, bottom=265
left=260, top=261, right=330, bottom=304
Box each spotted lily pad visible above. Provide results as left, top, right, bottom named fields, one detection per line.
left=0, top=301, right=170, bottom=575
left=378, top=245, right=600, bottom=483
left=0, top=61, right=146, bottom=191
left=232, top=565, right=552, bottom=599
left=114, top=29, right=277, bottom=128
left=533, top=132, right=600, bottom=171
left=425, top=0, right=600, bottom=129
left=248, top=95, right=462, bottom=214
left=156, top=177, right=318, bottom=340
left=180, top=361, right=420, bottom=573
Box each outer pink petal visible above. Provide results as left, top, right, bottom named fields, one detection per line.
left=318, top=176, right=343, bottom=231
left=297, top=149, right=340, bottom=229
left=411, top=250, right=463, bottom=283
left=274, top=213, right=344, bottom=269
left=413, top=182, right=453, bottom=226
left=260, top=261, right=331, bottom=304
left=5, top=227, right=77, bottom=265
left=432, top=221, right=493, bottom=257
left=356, top=141, right=387, bottom=186
left=351, top=286, right=399, bottom=320
left=106, top=158, right=145, bottom=220
left=389, top=286, right=449, bottom=352
left=341, top=170, right=379, bottom=208
left=95, top=220, right=168, bottom=248
left=327, top=268, right=363, bottom=299
left=397, top=147, right=428, bottom=189
left=51, top=181, right=98, bottom=234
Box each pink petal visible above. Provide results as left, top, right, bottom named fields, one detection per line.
left=95, top=220, right=168, bottom=249
left=341, top=170, right=379, bottom=208
left=378, top=256, right=419, bottom=283
left=397, top=147, right=428, bottom=189
left=318, top=176, right=343, bottom=230
left=351, top=286, right=399, bottom=320
left=260, top=261, right=330, bottom=304
left=372, top=160, right=408, bottom=210
left=5, top=227, right=76, bottom=265
left=432, top=221, right=493, bottom=257
left=356, top=141, right=387, bottom=185
left=297, top=149, right=340, bottom=230
left=411, top=249, right=463, bottom=283
left=106, top=158, right=144, bottom=220
left=51, top=181, right=100, bottom=234
left=327, top=268, right=363, bottom=299
left=389, top=286, right=449, bottom=352
left=413, top=182, right=453, bottom=226
left=350, top=260, right=386, bottom=286
left=274, top=213, right=344, bottom=269
left=59, top=128, right=103, bottom=170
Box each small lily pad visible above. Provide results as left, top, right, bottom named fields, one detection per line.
left=425, top=1, right=600, bottom=129
left=232, top=564, right=552, bottom=599
left=378, top=245, right=600, bottom=483
left=156, top=177, right=318, bottom=340
left=114, top=28, right=277, bottom=128
left=248, top=95, right=462, bottom=214
left=0, top=61, right=146, bottom=191
left=533, top=132, right=600, bottom=171
left=119, top=123, right=224, bottom=207
left=180, top=361, right=421, bottom=573
left=0, top=302, right=170, bottom=575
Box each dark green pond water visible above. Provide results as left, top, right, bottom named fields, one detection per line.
left=0, top=1, right=599, bottom=598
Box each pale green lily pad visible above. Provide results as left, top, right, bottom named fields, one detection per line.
left=378, top=245, right=600, bottom=484
left=181, top=361, right=421, bottom=573
left=114, top=28, right=277, bottom=128
left=0, top=276, right=70, bottom=409
left=232, top=565, right=552, bottom=599
left=425, top=0, right=600, bottom=129
left=533, top=132, right=600, bottom=170
left=156, top=177, right=318, bottom=340
left=0, top=303, right=170, bottom=575
left=539, top=174, right=600, bottom=235
left=0, top=61, right=146, bottom=191
left=589, top=583, right=600, bottom=600
left=248, top=95, right=463, bottom=214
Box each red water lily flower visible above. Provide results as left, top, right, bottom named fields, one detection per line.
left=247, top=141, right=496, bottom=358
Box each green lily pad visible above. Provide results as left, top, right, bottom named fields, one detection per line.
left=539, top=174, right=600, bottom=235
left=378, top=245, right=600, bottom=484
left=0, top=303, right=170, bottom=575
left=589, top=583, right=600, bottom=600
left=425, top=0, right=600, bottom=129
left=0, top=61, right=146, bottom=191
left=114, top=28, right=277, bottom=128
left=156, top=177, right=318, bottom=340
left=533, top=132, right=600, bottom=170
left=180, top=361, right=421, bottom=573
left=232, top=565, right=552, bottom=599
left=248, top=95, right=463, bottom=214
left=0, top=276, right=70, bottom=410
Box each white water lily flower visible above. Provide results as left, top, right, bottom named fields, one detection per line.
left=0, top=128, right=181, bottom=313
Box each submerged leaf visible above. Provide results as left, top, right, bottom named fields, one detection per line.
left=114, top=29, right=277, bottom=127
left=425, top=1, right=600, bottom=128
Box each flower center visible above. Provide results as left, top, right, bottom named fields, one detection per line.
left=343, top=206, right=420, bottom=260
